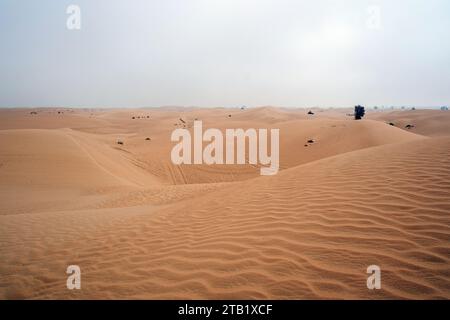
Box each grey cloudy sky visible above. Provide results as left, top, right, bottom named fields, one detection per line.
left=1, top=0, right=449, bottom=108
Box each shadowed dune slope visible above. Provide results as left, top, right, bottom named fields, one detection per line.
left=1, top=137, right=448, bottom=299
left=0, top=129, right=161, bottom=214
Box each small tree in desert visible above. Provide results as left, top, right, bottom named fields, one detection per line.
left=354, top=105, right=365, bottom=120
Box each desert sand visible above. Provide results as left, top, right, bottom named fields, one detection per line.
left=0, top=107, right=449, bottom=299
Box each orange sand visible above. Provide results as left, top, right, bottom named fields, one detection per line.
left=0, top=107, right=449, bottom=299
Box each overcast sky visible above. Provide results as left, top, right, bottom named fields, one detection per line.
left=1, top=0, right=449, bottom=108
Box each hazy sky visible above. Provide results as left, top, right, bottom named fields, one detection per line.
left=1, top=0, right=449, bottom=108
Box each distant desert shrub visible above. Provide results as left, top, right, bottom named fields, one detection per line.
left=354, top=105, right=365, bottom=120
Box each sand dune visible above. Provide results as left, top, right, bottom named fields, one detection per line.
left=0, top=128, right=160, bottom=215
left=367, top=109, right=450, bottom=137
left=0, top=107, right=449, bottom=299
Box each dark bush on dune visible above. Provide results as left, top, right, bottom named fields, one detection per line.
left=354, top=105, right=365, bottom=120
left=307, top=110, right=314, bottom=115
